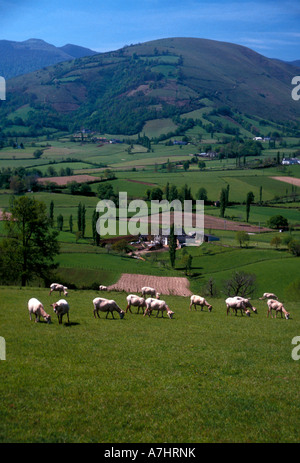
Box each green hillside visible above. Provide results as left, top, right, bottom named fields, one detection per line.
left=2, top=38, right=299, bottom=137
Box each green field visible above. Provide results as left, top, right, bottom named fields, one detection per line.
left=114, top=167, right=300, bottom=203
left=3, top=134, right=300, bottom=176
left=0, top=286, right=299, bottom=443
left=205, top=204, right=300, bottom=227
left=1, top=124, right=300, bottom=443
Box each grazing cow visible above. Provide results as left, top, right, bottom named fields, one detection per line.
left=189, top=295, right=212, bottom=312
left=99, top=285, right=107, bottom=291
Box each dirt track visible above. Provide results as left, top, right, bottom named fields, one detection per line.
left=108, top=273, right=192, bottom=296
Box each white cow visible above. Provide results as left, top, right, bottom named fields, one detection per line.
left=126, top=294, right=146, bottom=314
left=28, top=298, right=51, bottom=323
left=189, top=295, right=212, bottom=312
left=144, top=298, right=174, bottom=319
left=93, top=297, right=125, bottom=319
left=99, top=285, right=107, bottom=291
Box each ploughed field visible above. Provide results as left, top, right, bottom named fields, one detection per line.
left=108, top=273, right=192, bottom=296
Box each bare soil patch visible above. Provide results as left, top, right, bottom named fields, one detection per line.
left=0, top=209, right=11, bottom=220
left=37, top=174, right=100, bottom=186
left=204, top=214, right=272, bottom=233
left=125, top=211, right=271, bottom=233
left=108, top=273, right=192, bottom=297
left=127, top=84, right=150, bottom=97
left=271, top=176, right=300, bottom=187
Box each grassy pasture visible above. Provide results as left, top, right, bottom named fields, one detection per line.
left=114, top=167, right=296, bottom=202
left=223, top=204, right=300, bottom=226
left=36, top=162, right=95, bottom=174
left=192, top=251, right=300, bottom=299
left=205, top=204, right=300, bottom=227
left=2, top=136, right=300, bottom=178
left=143, top=243, right=300, bottom=300
left=39, top=235, right=300, bottom=300
left=0, top=286, right=299, bottom=443
left=56, top=248, right=178, bottom=280
left=142, top=118, right=178, bottom=138
left=6, top=104, right=36, bottom=121
left=1, top=135, right=300, bottom=442
left=203, top=228, right=300, bottom=249
left=0, top=158, right=50, bottom=169
left=0, top=150, right=34, bottom=160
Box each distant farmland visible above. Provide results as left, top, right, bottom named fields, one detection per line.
left=37, top=174, right=100, bottom=185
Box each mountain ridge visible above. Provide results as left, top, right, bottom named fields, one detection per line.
left=0, top=38, right=97, bottom=79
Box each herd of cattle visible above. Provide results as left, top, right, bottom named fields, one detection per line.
left=27, top=283, right=291, bottom=325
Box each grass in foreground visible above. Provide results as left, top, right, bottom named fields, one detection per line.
left=0, top=287, right=299, bottom=443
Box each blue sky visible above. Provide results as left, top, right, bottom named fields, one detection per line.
left=0, top=0, right=299, bottom=60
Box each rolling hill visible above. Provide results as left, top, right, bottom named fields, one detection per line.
left=2, top=37, right=300, bottom=135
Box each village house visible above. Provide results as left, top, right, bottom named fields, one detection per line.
left=282, top=158, right=300, bottom=165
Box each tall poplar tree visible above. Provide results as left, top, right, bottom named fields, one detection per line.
left=77, top=202, right=82, bottom=232
left=49, top=200, right=54, bottom=227
left=0, top=196, right=59, bottom=286
left=219, top=188, right=227, bottom=218
left=92, top=210, right=100, bottom=246
left=69, top=214, right=73, bottom=233
left=81, top=204, right=86, bottom=238
left=246, top=191, right=255, bottom=223
left=169, top=223, right=177, bottom=268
